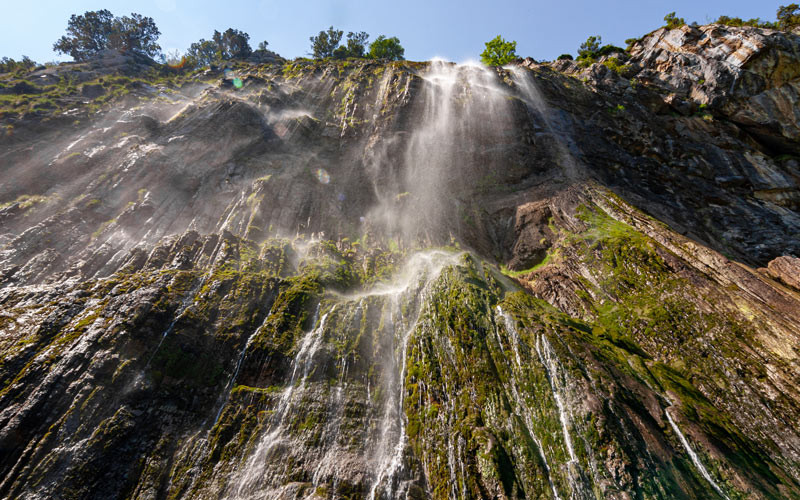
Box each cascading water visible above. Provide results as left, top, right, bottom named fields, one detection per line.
left=219, top=251, right=460, bottom=499
left=508, top=65, right=582, bottom=181
left=368, top=59, right=514, bottom=244
left=226, top=307, right=332, bottom=499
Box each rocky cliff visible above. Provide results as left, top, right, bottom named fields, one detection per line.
left=0, top=23, right=799, bottom=499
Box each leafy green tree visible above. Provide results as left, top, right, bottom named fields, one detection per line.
left=213, top=28, right=252, bottom=60
left=777, top=3, right=800, bottom=30
left=310, top=26, right=344, bottom=59
left=344, top=31, right=369, bottom=58
left=187, top=29, right=253, bottom=66
left=367, top=36, right=405, bottom=60
left=187, top=39, right=217, bottom=66
left=578, top=35, right=601, bottom=60
left=480, top=35, right=518, bottom=66
left=111, top=13, right=161, bottom=57
left=664, top=12, right=686, bottom=29
left=53, top=10, right=161, bottom=61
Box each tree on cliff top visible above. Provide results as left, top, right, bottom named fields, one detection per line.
left=187, top=28, right=253, bottom=66
left=310, top=27, right=344, bottom=59
left=777, top=4, right=800, bottom=30
left=480, top=35, right=518, bottom=66
left=368, top=36, right=405, bottom=60
left=53, top=10, right=161, bottom=61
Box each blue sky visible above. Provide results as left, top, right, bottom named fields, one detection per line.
left=1, top=0, right=781, bottom=63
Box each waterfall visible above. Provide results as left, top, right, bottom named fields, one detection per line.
left=368, top=60, right=513, bottom=243
left=144, top=275, right=208, bottom=368
left=211, top=311, right=274, bottom=427
left=219, top=251, right=459, bottom=499
left=367, top=251, right=461, bottom=499
left=665, top=408, right=731, bottom=499
left=508, top=65, right=582, bottom=181
left=226, top=308, right=332, bottom=499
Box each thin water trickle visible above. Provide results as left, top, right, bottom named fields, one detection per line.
left=665, top=407, right=731, bottom=499
left=497, top=306, right=562, bottom=500
left=211, top=311, right=273, bottom=427
left=144, top=276, right=207, bottom=368
left=534, top=333, right=597, bottom=499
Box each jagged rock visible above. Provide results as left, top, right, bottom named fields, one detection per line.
left=767, top=255, right=800, bottom=290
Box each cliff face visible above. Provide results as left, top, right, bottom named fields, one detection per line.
left=0, top=24, right=799, bottom=500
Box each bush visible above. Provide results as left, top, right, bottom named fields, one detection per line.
left=0, top=56, right=36, bottom=75
left=557, top=54, right=573, bottom=61
left=664, top=12, right=686, bottom=29
left=367, top=36, right=405, bottom=60
left=53, top=10, right=161, bottom=61
left=480, top=35, right=518, bottom=66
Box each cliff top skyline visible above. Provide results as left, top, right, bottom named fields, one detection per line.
left=1, top=0, right=782, bottom=63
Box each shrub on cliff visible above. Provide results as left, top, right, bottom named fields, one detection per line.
left=714, top=15, right=777, bottom=29
left=480, top=35, right=518, bottom=66
left=663, top=12, right=686, bottom=29
left=0, top=56, right=37, bottom=75
left=367, top=36, right=405, bottom=60
left=53, top=10, right=161, bottom=61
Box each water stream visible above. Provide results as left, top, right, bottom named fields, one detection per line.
left=665, top=407, right=731, bottom=499
left=497, top=306, right=562, bottom=500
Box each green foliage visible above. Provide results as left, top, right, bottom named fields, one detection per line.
left=310, top=26, right=344, bottom=59
left=213, top=28, right=252, bottom=60
left=480, top=35, right=518, bottom=66
left=602, top=57, right=631, bottom=75
left=367, top=35, right=405, bottom=60
left=187, top=28, right=252, bottom=67
left=777, top=3, right=800, bottom=30
left=0, top=56, right=36, bottom=75
left=664, top=12, right=686, bottom=29
left=578, top=35, right=602, bottom=60
left=714, top=15, right=777, bottom=29
left=343, top=31, right=369, bottom=58
left=556, top=54, right=573, bottom=61
left=53, top=9, right=161, bottom=61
